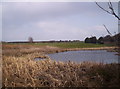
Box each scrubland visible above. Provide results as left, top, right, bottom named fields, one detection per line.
left=2, top=42, right=120, bottom=87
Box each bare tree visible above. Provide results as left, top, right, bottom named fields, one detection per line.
left=28, top=37, right=33, bottom=43
left=95, top=1, right=120, bottom=20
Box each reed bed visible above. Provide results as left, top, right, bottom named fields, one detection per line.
left=3, top=56, right=119, bottom=87
left=2, top=43, right=120, bottom=87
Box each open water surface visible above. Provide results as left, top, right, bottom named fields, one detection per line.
left=47, top=50, right=118, bottom=64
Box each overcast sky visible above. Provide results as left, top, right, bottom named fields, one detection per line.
left=2, top=2, right=118, bottom=42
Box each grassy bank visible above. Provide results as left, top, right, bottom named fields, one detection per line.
left=2, top=42, right=119, bottom=87
left=3, top=42, right=113, bottom=48
left=27, top=42, right=113, bottom=48
left=2, top=42, right=115, bottom=57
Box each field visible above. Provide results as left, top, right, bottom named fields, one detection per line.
left=2, top=42, right=120, bottom=87
left=5, top=41, right=113, bottom=48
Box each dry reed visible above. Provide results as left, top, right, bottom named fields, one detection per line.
left=2, top=43, right=120, bottom=87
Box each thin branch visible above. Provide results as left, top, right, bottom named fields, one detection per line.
left=95, top=2, right=120, bottom=20
left=95, top=2, right=111, bottom=14
left=113, top=13, right=120, bottom=20
left=103, top=24, right=112, bottom=35
left=109, top=0, right=113, bottom=7
left=108, top=2, right=111, bottom=9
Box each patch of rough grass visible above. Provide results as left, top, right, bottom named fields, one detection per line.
left=2, top=43, right=61, bottom=57
left=87, top=63, right=119, bottom=87
left=3, top=56, right=119, bottom=87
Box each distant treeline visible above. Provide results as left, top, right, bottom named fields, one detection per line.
left=3, top=40, right=81, bottom=43
left=84, top=33, right=120, bottom=45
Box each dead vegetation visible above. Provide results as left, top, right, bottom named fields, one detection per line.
left=2, top=43, right=120, bottom=87
left=3, top=57, right=119, bottom=87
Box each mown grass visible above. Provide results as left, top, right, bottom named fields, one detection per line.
left=2, top=43, right=119, bottom=87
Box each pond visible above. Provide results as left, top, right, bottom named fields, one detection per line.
left=47, top=50, right=119, bottom=64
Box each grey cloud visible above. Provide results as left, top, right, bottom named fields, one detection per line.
left=3, top=2, right=115, bottom=27
left=2, top=2, right=118, bottom=41
left=3, top=2, right=118, bottom=26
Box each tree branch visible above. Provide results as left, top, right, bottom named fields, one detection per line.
left=95, top=1, right=120, bottom=20
left=103, top=24, right=112, bottom=35
left=95, top=2, right=111, bottom=14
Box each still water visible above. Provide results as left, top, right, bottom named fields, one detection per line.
left=47, top=50, right=119, bottom=64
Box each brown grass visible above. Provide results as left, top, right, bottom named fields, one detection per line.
left=0, top=43, right=2, bottom=88
left=2, top=43, right=120, bottom=87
